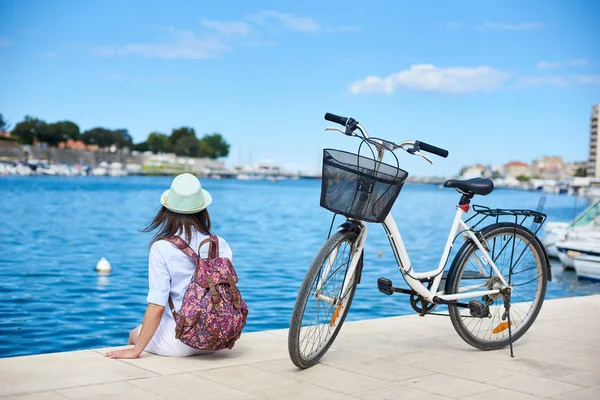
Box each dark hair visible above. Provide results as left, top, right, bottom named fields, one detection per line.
left=142, top=206, right=211, bottom=244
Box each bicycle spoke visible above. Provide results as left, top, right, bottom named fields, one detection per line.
left=297, top=238, right=356, bottom=361
left=454, top=229, right=544, bottom=345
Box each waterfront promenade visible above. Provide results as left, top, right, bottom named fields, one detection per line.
left=1, top=294, right=598, bottom=399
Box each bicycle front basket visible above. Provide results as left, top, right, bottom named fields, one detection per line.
left=320, top=149, right=408, bottom=223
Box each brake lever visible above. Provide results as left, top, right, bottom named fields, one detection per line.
left=400, top=146, right=433, bottom=165
left=325, top=127, right=345, bottom=134
left=415, top=152, right=433, bottom=165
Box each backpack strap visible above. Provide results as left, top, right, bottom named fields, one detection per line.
left=164, top=236, right=200, bottom=262
left=198, top=235, right=219, bottom=259
left=228, top=274, right=242, bottom=310
left=207, top=276, right=222, bottom=311
left=163, top=236, right=201, bottom=323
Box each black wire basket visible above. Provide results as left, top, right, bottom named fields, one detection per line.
left=320, top=149, right=408, bottom=223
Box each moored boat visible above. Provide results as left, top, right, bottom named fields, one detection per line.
left=556, top=240, right=600, bottom=270
left=573, top=254, right=600, bottom=281
left=543, top=200, right=600, bottom=258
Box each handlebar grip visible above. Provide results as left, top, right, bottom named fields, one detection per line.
left=415, top=141, right=449, bottom=158
left=324, top=112, right=348, bottom=126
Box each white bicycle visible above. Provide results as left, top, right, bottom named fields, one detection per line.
left=288, top=113, right=550, bottom=369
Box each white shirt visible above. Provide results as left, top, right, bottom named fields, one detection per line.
left=145, top=229, right=233, bottom=356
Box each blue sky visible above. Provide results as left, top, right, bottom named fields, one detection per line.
left=1, top=0, right=599, bottom=176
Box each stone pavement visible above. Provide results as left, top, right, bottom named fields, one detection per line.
left=1, top=295, right=599, bottom=399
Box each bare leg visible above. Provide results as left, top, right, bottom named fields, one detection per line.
left=128, top=325, right=141, bottom=345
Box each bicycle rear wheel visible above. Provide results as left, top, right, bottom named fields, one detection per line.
left=446, top=223, right=548, bottom=350
left=288, top=230, right=362, bottom=369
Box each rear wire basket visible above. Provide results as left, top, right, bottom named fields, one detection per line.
left=320, top=149, right=408, bottom=223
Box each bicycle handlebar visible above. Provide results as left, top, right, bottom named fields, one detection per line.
left=324, top=112, right=349, bottom=126
left=414, top=141, right=449, bottom=158
left=324, top=112, right=449, bottom=159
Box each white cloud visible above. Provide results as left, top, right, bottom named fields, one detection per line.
left=480, top=22, right=544, bottom=30
left=200, top=19, right=252, bottom=36
left=348, top=64, right=511, bottom=95
left=92, top=11, right=349, bottom=60
left=250, top=10, right=320, bottom=32
left=93, top=28, right=228, bottom=59
left=0, top=36, right=12, bottom=46
left=537, top=58, right=589, bottom=69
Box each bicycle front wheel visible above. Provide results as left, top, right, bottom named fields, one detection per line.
left=288, top=230, right=362, bottom=369
left=446, top=223, right=548, bottom=350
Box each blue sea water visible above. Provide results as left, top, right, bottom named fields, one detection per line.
left=1, top=176, right=599, bottom=358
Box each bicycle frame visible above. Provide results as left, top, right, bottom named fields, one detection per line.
left=338, top=208, right=507, bottom=304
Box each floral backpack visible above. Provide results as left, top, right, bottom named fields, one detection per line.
left=164, top=235, right=248, bottom=350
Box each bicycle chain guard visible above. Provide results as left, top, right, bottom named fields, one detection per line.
left=410, top=280, right=437, bottom=316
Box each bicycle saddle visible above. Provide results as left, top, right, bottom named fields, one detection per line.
left=443, top=178, right=494, bottom=196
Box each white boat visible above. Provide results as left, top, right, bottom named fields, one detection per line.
left=39, top=165, right=58, bottom=175
left=556, top=239, right=600, bottom=270
left=543, top=200, right=600, bottom=258
left=16, top=164, right=32, bottom=175
left=236, top=174, right=263, bottom=180
left=544, top=221, right=570, bottom=258
left=573, top=254, right=600, bottom=281
left=91, top=167, right=107, bottom=176
left=5, top=164, right=17, bottom=175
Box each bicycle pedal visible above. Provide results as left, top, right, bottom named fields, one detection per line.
left=468, top=300, right=488, bottom=318
left=377, top=277, right=394, bottom=296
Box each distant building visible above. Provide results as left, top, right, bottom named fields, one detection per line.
left=143, top=153, right=224, bottom=173
left=567, top=161, right=588, bottom=177
left=58, top=139, right=99, bottom=151
left=588, top=104, right=600, bottom=177
left=460, top=163, right=486, bottom=178
left=532, top=156, right=566, bottom=179
left=0, top=130, right=18, bottom=141
left=504, top=161, right=531, bottom=178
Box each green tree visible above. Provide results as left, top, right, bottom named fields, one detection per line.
left=198, top=133, right=230, bottom=159
left=81, top=128, right=132, bottom=149
left=81, top=127, right=112, bottom=147
left=575, top=166, right=588, bottom=177
left=113, top=129, right=133, bottom=149
left=49, top=120, right=80, bottom=141
left=170, top=127, right=196, bottom=147
left=174, top=135, right=199, bottom=156
left=516, top=175, right=531, bottom=182
left=147, top=132, right=171, bottom=153
left=11, top=116, right=58, bottom=145
left=133, top=141, right=149, bottom=152
left=0, top=113, right=9, bottom=131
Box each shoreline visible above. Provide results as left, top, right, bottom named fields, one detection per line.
left=1, top=294, right=599, bottom=399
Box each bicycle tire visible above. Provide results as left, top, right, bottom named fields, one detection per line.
left=446, top=223, right=548, bottom=350
left=288, top=230, right=362, bottom=368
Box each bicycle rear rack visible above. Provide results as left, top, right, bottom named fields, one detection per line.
left=466, top=205, right=547, bottom=235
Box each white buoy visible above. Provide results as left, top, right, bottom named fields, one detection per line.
left=96, top=257, right=112, bottom=273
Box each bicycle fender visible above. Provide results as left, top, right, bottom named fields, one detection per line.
left=338, top=220, right=362, bottom=236
left=444, top=223, right=551, bottom=295
left=531, top=233, right=552, bottom=281
left=337, top=222, right=364, bottom=285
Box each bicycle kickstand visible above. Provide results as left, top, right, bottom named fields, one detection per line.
left=501, top=288, right=514, bottom=358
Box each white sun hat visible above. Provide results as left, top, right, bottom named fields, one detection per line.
left=160, top=173, right=212, bottom=214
